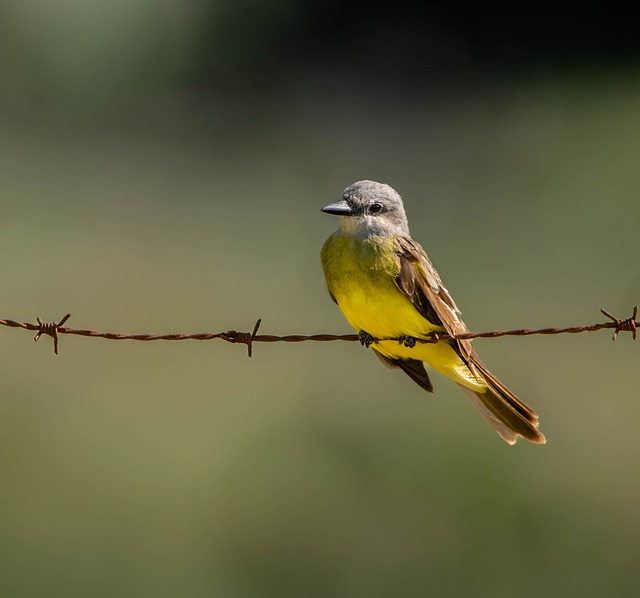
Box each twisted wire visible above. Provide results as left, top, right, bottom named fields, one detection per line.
left=1, top=306, right=637, bottom=356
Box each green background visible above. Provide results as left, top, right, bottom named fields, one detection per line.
left=1, top=2, right=639, bottom=596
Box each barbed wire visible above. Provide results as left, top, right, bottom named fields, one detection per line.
left=0, top=306, right=637, bottom=357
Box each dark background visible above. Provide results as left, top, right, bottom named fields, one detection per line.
left=1, top=3, right=639, bottom=597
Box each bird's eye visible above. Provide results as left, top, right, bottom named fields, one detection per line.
left=369, top=203, right=383, bottom=214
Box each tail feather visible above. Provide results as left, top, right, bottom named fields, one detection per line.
left=471, top=356, right=539, bottom=423
left=456, top=384, right=520, bottom=445
left=374, top=347, right=545, bottom=444
left=458, top=354, right=545, bottom=445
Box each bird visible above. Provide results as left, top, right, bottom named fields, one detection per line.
left=320, top=180, right=545, bottom=445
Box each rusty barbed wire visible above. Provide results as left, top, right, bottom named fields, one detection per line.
left=0, top=306, right=637, bottom=356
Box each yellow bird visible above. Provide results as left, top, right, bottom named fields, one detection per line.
left=320, top=180, right=545, bottom=444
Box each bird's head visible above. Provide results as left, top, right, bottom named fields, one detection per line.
left=321, top=180, right=410, bottom=237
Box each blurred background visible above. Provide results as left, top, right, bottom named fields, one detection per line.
left=1, top=1, right=639, bottom=596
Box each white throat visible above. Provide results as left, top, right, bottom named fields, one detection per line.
left=337, top=215, right=409, bottom=239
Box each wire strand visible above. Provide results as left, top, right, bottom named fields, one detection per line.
left=1, top=306, right=637, bottom=356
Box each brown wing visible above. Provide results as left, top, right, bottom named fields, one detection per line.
left=393, top=236, right=473, bottom=365
left=393, top=237, right=545, bottom=445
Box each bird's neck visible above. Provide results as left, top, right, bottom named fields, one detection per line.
left=336, top=216, right=410, bottom=239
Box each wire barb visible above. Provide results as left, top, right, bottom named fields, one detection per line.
left=33, top=313, right=71, bottom=355
left=223, top=319, right=262, bottom=357
left=600, top=306, right=638, bottom=341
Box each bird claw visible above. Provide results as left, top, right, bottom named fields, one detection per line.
left=358, top=330, right=375, bottom=348
left=397, top=335, right=417, bottom=348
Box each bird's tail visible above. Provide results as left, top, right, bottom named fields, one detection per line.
left=457, top=354, right=545, bottom=445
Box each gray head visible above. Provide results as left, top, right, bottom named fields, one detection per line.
left=321, top=180, right=410, bottom=237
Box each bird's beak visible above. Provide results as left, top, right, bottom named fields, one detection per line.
left=321, top=199, right=354, bottom=216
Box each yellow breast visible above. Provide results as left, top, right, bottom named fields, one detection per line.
left=321, top=235, right=438, bottom=339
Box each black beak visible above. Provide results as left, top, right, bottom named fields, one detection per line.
left=321, top=199, right=354, bottom=216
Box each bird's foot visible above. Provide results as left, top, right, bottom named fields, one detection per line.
left=397, top=335, right=417, bottom=348
left=358, top=330, right=375, bottom=348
